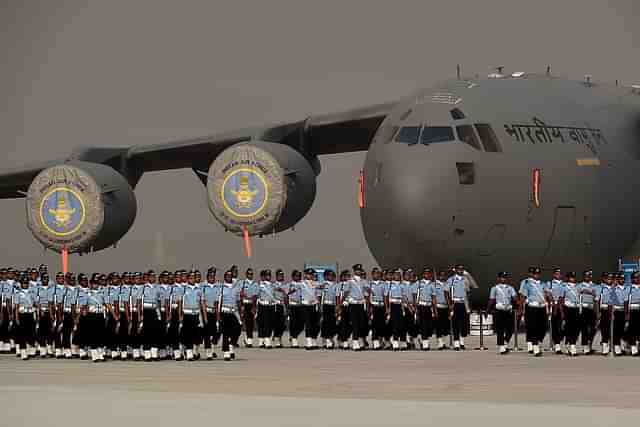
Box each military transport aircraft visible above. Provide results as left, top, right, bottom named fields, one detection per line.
left=2, top=70, right=640, bottom=300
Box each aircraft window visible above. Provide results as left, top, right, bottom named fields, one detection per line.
left=395, top=126, right=421, bottom=144
left=420, top=127, right=455, bottom=144
left=456, top=162, right=475, bottom=185
left=450, top=108, right=466, bottom=120
left=475, top=124, right=502, bottom=152
left=456, top=125, right=482, bottom=150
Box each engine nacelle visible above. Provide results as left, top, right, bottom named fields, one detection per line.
left=26, top=161, right=137, bottom=253
left=207, top=141, right=316, bottom=236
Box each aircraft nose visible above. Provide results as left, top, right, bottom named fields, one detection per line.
left=361, top=142, right=471, bottom=267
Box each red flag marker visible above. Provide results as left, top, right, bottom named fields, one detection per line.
left=242, top=226, right=252, bottom=259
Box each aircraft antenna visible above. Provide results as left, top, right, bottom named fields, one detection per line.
left=546, top=65, right=551, bottom=76
left=584, top=75, right=593, bottom=87
left=456, top=64, right=461, bottom=80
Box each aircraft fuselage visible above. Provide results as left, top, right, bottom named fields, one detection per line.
left=361, top=74, right=640, bottom=302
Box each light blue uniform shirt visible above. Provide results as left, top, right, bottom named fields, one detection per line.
left=62, top=286, right=80, bottom=312
left=628, top=285, right=640, bottom=306
left=387, top=281, right=405, bottom=302
left=220, top=283, right=241, bottom=310
left=118, top=285, right=131, bottom=312
left=415, top=280, right=436, bottom=305
left=299, top=280, right=317, bottom=305
left=546, top=280, right=565, bottom=303
left=202, top=282, right=221, bottom=310
left=489, top=284, right=516, bottom=310
left=610, top=286, right=628, bottom=309
left=598, top=284, right=611, bottom=306
left=105, top=286, right=119, bottom=305
left=347, top=278, right=366, bottom=304
left=239, top=280, right=258, bottom=303
left=257, top=281, right=276, bottom=304
left=447, top=275, right=468, bottom=301
left=52, top=284, right=65, bottom=306
left=36, top=285, right=54, bottom=311
left=519, top=278, right=546, bottom=306
left=433, top=281, right=448, bottom=306
left=15, top=288, right=35, bottom=312
left=577, top=282, right=597, bottom=307
left=83, top=289, right=106, bottom=313
left=169, top=284, right=185, bottom=310
left=317, top=281, right=337, bottom=305
left=402, top=281, right=415, bottom=304
left=287, top=281, right=303, bottom=304
left=181, top=285, right=202, bottom=312
left=1, top=281, right=14, bottom=304
left=141, top=284, right=161, bottom=309
left=272, top=282, right=287, bottom=305
left=369, top=281, right=386, bottom=305
left=158, top=284, right=171, bottom=312
left=562, top=283, right=580, bottom=307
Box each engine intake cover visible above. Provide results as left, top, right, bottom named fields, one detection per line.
left=26, top=162, right=137, bottom=253
left=207, top=142, right=316, bottom=235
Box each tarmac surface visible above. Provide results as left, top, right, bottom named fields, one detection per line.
left=2, top=335, right=640, bottom=426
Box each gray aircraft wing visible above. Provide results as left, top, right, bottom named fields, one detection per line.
left=0, top=101, right=394, bottom=199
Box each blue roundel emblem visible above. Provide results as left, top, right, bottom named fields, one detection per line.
left=39, top=188, right=86, bottom=237
left=221, top=168, right=268, bottom=218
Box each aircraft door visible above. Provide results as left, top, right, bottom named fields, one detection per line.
left=541, top=206, right=576, bottom=268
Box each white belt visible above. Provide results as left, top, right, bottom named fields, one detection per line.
left=182, top=308, right=198, bottom=314
left=564, top=302, right=577, bottom=308
left=418, top=301, right=431, bottom=306
left=614, top=306, right=625, bottom=311
left=258, top=300, right=272, bottom=305
left=63, top=307, right=73, bottom=313
left=527, top=301, right=544, bottom=308
left=581, top=303, right=594, bottom=308
left=41, top=307, right=49, bottom=312
left=436, top=304, right=448, bottom=309
left=453, top=297, right=465, bottom=303
left=288, top=301, right=299, bottom=306
left=496, top=303, right=512, bottom=311
left=370, top=301, right=384, bottom=306
left=143, top=303, right=156, bottom=309
left=349, top=300, right=364, bottom=305
left=600, top=304, right=609, bottom=308
left=206, top=308, right=215, bottom=313
left=171, top=303, right=179, bottom=309
left=88, top=306, right=104, bottom=314
left=221, top=307, right=233, bottom=313
left=18, top=308, right=34, bottom=313
left=242, top=299, right=252, bottom=304
left=389, top=298, right=402, bottom=304
left=630, top=304, right=640, bottom=310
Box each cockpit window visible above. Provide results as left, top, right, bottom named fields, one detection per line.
left=475, top=124, right=502, bottom=152
left=450, top=108, right=466, bottom=120
left=456, top=125, right=482, bottom=150
left=395, top=126, right=421, bottom=144
left=420, top=127, right=455, bottom=144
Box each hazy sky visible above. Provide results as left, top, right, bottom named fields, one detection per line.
left=0, top=0, right=638, bottom=273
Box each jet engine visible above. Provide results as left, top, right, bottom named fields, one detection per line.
left=207, top=141, right=316, bottom=236
left=26, top=161, right=137, bottom=253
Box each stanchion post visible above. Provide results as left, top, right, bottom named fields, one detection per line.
left=513, top=312, right=520, bottom=352
left=474, top=310, right=488, bottom=351
left=609, top=308, right=615, bottom=359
